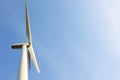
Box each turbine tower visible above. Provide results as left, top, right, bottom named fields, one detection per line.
left=11, top=1, right=40, bottom=80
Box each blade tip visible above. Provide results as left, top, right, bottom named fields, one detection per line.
left=38, top=69, right=40, bottom=73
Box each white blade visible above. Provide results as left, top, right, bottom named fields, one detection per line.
left=25, top=2, right=32, bottom=44
left=28, top=45, right=40, bottom=73
left=28, top=51, right=31, bottom=69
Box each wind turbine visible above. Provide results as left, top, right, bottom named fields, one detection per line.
left=11, top=1, right=40, bottom=80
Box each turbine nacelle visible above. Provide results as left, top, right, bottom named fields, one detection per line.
left=12, top=43, right=29, bottom=49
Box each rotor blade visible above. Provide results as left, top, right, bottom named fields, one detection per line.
left=28, top=50, right=31, bottom=69
left=25, top=2, right=32, bottom=44
left=28, top=45, right=40, bottom=73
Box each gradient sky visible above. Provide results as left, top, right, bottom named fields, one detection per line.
left=1, top=0, right=120, bottom=80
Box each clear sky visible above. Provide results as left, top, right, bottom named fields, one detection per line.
left=0, top=0, right=120, bottom=80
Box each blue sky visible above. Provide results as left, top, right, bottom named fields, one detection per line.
left=1, top=0, right=120, bottom=80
